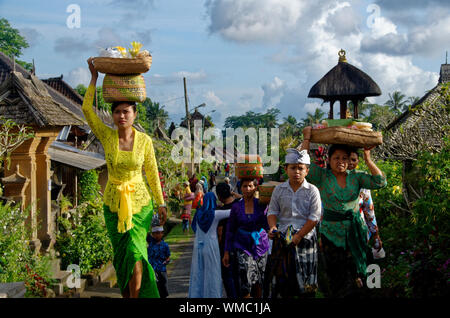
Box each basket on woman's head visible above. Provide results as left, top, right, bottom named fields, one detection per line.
left=235, top=154, right=263, bottom=180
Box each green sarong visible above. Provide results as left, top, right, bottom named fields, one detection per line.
left=104, top=202, right=160, bottom=298
left=321, top=209, right=368, bottom=277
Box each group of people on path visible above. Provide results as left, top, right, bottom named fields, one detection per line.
left=83, top=59, right=386, bottom=298
left=187, top=127, right=386, bottom=298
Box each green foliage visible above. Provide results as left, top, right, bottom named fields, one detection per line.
left=152, top=139, right=187, bottom=217
left=0, top=202, right=53, bottom=296
left=75, top=84, right=110, bottom=111
left=224, top=108, right=280, bottom=129
left=360, top=140, right=450, bottom=297
left=385, top=90, right=407, bottom=115
left=0, top=18, right=29, bottom=57
left=54, top=198, right=113, bottom=275
left=141, top=98, right=169, bottom=133
left=410, top=137, right=450, bottom=253
left=79, top=169, right=101, bottom=204
left=75, top=84, right=87, bottom=96
left=0, top=18, right=32, bottom=71
left=301, top=108, right=326, bottom=128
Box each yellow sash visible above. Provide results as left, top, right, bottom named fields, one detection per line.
left=108, top=174, right=142, bottom=233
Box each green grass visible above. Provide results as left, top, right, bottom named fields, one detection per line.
left=164, top=210, right=196, bottom=269
left=164, top=223, right=194, bottom=245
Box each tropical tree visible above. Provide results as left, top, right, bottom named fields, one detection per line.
left=279, top=115, right=300, bottom=138
left=385, top=91, right=407, bottom=114
left=365, top=104, right=396, bottom=130
left=0, top=18, right=33, bottom=71
left=224, top=108, right=280, bottom=129
left=403, top=96, right=421, bottom=112
left=301, top=108, right=326, bottom=127
left=142, top=98, right=169, bottom=133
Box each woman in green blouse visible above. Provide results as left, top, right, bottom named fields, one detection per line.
left=300, top=126, right=387, bottom=297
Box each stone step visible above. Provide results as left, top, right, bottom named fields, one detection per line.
left=0, top=282, right=26, bottom=298
left=52, top=270, right=72, bottom=284
left=80, top=286, right=122, bottom=298
left=98, top=263, right=115, bottom=283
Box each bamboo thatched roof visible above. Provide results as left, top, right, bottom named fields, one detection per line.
left=375, top=80, right=449, bottom=161
left=43, top=75, right=84, bottom=105
left=308, top=51, right=381, bottom=101
left=0, top=71, right=85, bottom=127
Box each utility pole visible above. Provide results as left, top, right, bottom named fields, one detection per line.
left=183, top=77, right=194, bottom=176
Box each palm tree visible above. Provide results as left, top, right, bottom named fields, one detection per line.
left=385, top=91, right=407, bottom=114
left=302, top=108, right=326, bottom=127
left=403, top=96, right=420, bottom=111
left=142, top=98, right=169, bottom=133
left=279, top=115, right=299, bottom=137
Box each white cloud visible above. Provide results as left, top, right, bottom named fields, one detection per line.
left=206, top=0, right=443, bottom=122
left=204, top=91, right=224, bottom=107
left=369, top=16, right=398, bottom=39
left=65, top=67, right=91, bottom=87
left=206, top=0, right=308, bottom=43
left=261, top=76, right=286, bottom=107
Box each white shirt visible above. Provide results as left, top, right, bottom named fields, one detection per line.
left=267, top=179, right=322, bottom=239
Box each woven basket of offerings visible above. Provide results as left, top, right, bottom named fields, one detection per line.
left=102, top=74, right=146, bottom=103
left=92, top=55, right=152, bottom=75
left=259, top=181, right=282, bottom=204
left=310, top=126, right=382, bottom=148
left=235, top=155, right=263, bottom=179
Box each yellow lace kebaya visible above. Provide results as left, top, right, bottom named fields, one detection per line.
left=82, top=84, right=164, bottom=233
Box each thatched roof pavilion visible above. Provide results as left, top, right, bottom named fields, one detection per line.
left=180, top=109, right=213, bottom=128
left=308, top=49, right=381, bottom=119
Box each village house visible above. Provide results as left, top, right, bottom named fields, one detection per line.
left=376, top=62, right=449, bottom=208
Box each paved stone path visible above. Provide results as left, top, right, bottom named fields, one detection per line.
left=166, top=238, right=194, bottom=298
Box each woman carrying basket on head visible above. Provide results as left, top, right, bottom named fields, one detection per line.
left=83, top=58, right=167, bottom=298
left=300, top=126, right=387, bottom=297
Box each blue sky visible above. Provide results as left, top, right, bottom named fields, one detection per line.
left=1, top=0, right=449, bottom=128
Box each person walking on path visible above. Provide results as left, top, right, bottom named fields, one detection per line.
left=300, top=126, right=387, bottom=297
left=266, top=149, right=322, bottom=298
left=188, top=192, right=231, bottom=298
left=209, top=170, right=216, bottom=191
left=182, top=181, right=194, bottom=233
left=348, top=149, right=383, bottom=253
left=222, top=179, right=270, bottom=298
left=147, top=225, right=171, bottom=298
left=83, top=58, right=167, bottom=298
left=216, top=182, right=240, bottom=298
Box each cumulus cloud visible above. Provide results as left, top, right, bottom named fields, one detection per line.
left=65, top=67, right=91, bottom=87
left=204, top=91, right=224, bottom=107
left=261, top=76, right=286, bottom=107
left=205, top=0, right=443, bottom=121
left=205, top=0, right=308, bottom=43
left=324, top=5, right=360, bottom=36
left=362, top=15, right=450, bottom=58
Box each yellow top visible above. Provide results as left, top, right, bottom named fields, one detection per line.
left=183, top=186, right=193, bottom=205
left=82, top=85, right=164, bottom=230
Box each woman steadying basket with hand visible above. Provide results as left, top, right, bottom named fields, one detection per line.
left=83, top=58, right=167, bottom=298
left=300, top=126, right=386, bottom=297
